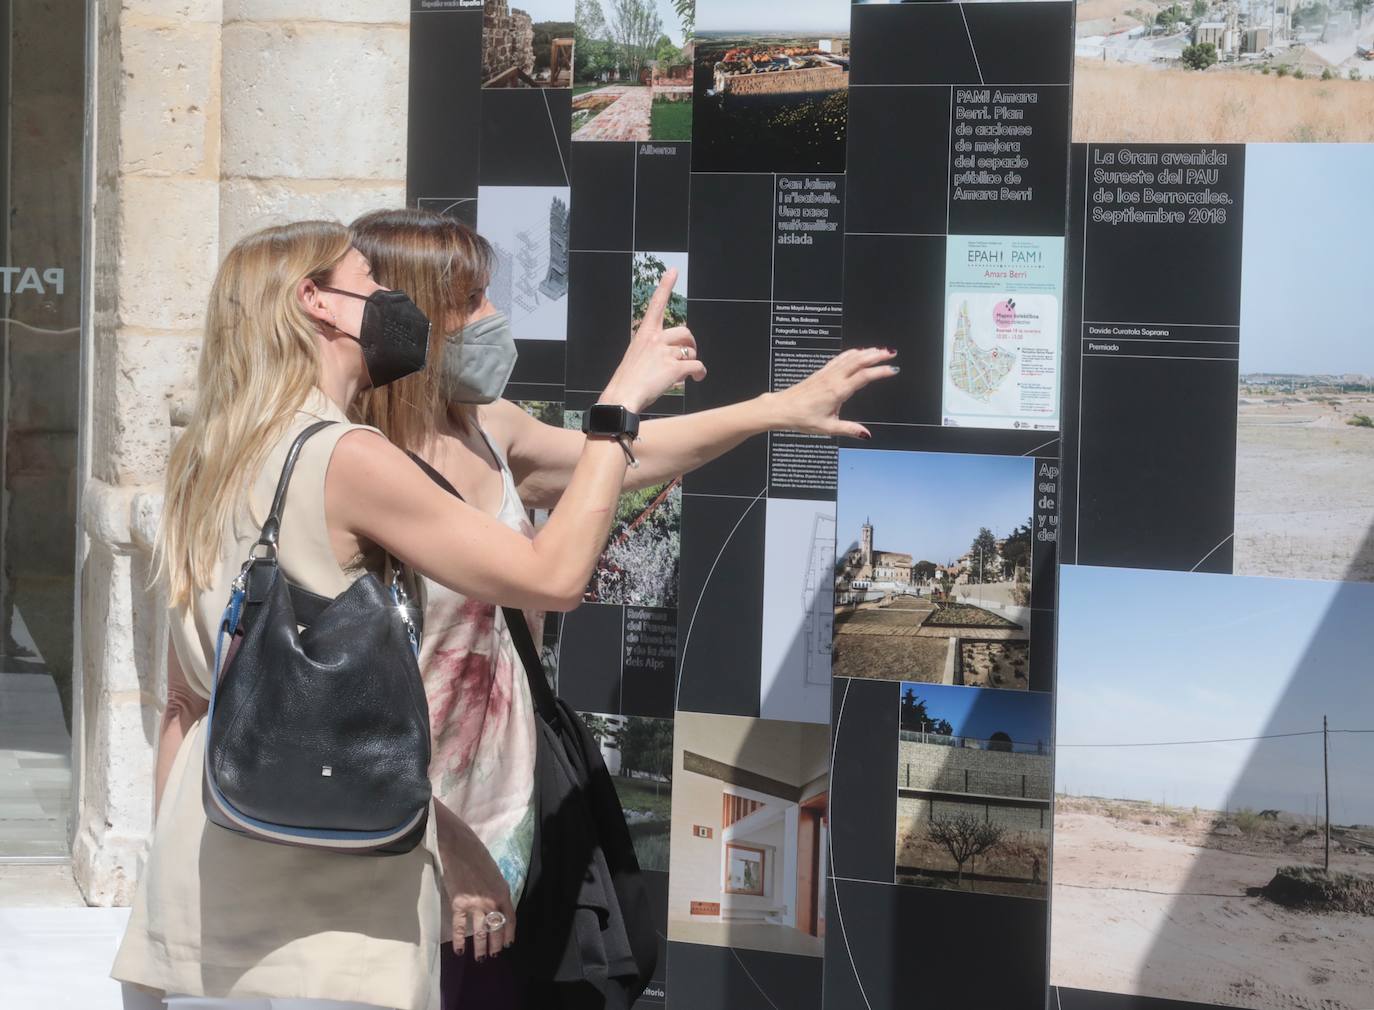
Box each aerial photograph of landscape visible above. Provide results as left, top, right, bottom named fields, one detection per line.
left=1073, top=0, right=1374, bottom=141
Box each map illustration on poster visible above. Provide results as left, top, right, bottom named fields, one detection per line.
left=942, top=235, right=1064, bottom=431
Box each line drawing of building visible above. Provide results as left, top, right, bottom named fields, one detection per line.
left=802, top=511, right=836, bottom=687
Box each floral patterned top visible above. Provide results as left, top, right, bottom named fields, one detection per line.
left=418, top=428, right=539, bottom=937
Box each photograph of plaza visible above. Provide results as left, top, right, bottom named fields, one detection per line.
left=895, top=683, right=1051, bottom=898
left=1072, top=0, right=1374, bottom=141
left=833, top=450, right=1035, bottom=688
left=667, top=712, right=829, bottom=957
left=1052, top=566, right=1374, bottom=1009
left=1233, top=145, right=1374, bottom=585
left=572, top=0, right=694, bottom=141
left=482, top=0, right=575, bottom=88
left=692, top=0, right=850, bottom=172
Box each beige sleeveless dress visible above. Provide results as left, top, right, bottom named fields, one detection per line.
left=112, top=389, right=443, bottom=1010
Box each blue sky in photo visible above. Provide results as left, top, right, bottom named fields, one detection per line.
left=1239, top=144, right=1374, bottom=375
left=902, top=682, right=1052, bottom=746
left=1056, top=565, right=1374, bottom=822
left=837, top=449, right=1033, bottom=564
left=517, top=0, right=575, bottom=24
left=696, top=0, right=851, bottom=34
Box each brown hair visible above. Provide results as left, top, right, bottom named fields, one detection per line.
left=350, top=208, right=495, bottom=451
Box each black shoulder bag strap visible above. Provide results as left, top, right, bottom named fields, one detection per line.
left=241, top=420, right=417, bottom=636
left=406, top=451, right=558, bottom=722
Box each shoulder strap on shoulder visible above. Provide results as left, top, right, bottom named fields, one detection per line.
left=257, top=419, right=337, bottom=552
left=406, top=451, right=558, bottom=722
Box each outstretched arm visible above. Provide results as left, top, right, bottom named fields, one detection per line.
left=493, top=347, right=898, bottom=509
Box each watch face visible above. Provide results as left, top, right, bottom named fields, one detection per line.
left=587, top=403, right=629, bottom=435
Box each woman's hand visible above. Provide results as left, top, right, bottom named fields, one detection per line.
left=435, top=803, right=516, bottom=961
left=600, top=268, right=706, bottom=414
left=766, top=347, right=898, bottom=439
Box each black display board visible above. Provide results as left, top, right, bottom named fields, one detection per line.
left=408, top=2, right=1374, bottom=1008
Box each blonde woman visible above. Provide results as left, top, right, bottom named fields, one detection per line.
left=111, top=218, right=720, bottom=1010
left=349, top=207, right=898, bottom=1009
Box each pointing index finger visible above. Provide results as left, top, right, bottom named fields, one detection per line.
left=642, top=268, right=679, bottom=330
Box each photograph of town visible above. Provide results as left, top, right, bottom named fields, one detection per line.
left=668, top=711, right=829, bottom=956
left=565, top=410, right=682, bottom=608
left=1073, top=0, right=1374, bottom=141
left=476, top=186, right=571, bottom=342
left=895, top=683, right=1051, bottom=898
left=833, top=450, right=1035, bottom=689
left=572, top=0, right=694, bottom=141
left=482, top=0, right=575, bottom=88
left=1233, top=145, right=1374, bottom=585
left=692, top=0, right=851, bottom=172
left=1053, top=565, right=1374, bottom=1009
left=581, top=712, right=674, bottom=871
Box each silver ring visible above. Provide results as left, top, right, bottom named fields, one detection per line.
left=678, top=346, right=691, bottom=360
left=484, top=910, right=507, bottom=932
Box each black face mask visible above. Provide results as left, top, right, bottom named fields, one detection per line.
left=318, top=285, right=432, bottom=388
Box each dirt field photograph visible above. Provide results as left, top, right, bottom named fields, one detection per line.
left=1073, top=0, right=1374, bottom=142
left=1053, top=565, right=1374, bottom=1009
left=896, top=683, right=1051, bottom=898
left=1232, top=145, right=1374, bottom=585
left=833, top=450, right=1034, bottom=687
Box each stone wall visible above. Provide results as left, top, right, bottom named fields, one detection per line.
left=74, top=0, right=409, bottom=906
left=898, top=739, right=1051, bottom=801
left=481, top=1, right=535, bottom=84
left=716, top=65, right=848, bottom=97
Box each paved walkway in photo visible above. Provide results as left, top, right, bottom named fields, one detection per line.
left=573, top=86, right=652, bottom=141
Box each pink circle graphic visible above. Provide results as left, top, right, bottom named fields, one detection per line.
left=993, top=299, right=1016, bottom=330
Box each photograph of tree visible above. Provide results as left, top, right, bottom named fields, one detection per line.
left=582, top=712, right=674, bottom=871
left=573, top=0, right=695, bottom=141
left=895, top=683, right=1051, bottom=898
left=1053, top=565, right=1374, bottom=1009
left=565, top=410, right=682, bottom=608
left=692, top=0, right=850, bottom=172
left=482, top=0, right=576, bottom=89
left=833, top=450, right=1034, bottom=688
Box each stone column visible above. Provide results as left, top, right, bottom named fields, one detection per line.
left=219, top=1, right=409, bottom=251
left=75, top=0, right=409, bottom=906
left=74, top=0, right=223, bottom=907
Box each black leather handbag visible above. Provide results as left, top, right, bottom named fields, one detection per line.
left=202, top=420, right=433, bottom=855
left=408, top=453, right=657, bottom=1008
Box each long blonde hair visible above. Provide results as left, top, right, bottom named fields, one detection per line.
left=350, top=208, right=494, bottom=451
left=157, top=220, right=353, bottom=604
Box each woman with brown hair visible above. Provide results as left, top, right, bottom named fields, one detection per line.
left=348, top=207, right=897, bottom=1008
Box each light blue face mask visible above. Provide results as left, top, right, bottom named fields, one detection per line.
left=441, top=310, right=518, bottom=404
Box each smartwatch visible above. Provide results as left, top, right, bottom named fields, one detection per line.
left=582, top=403, right=640, bottom=467
left=581, top=403, right=640, bottom=439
